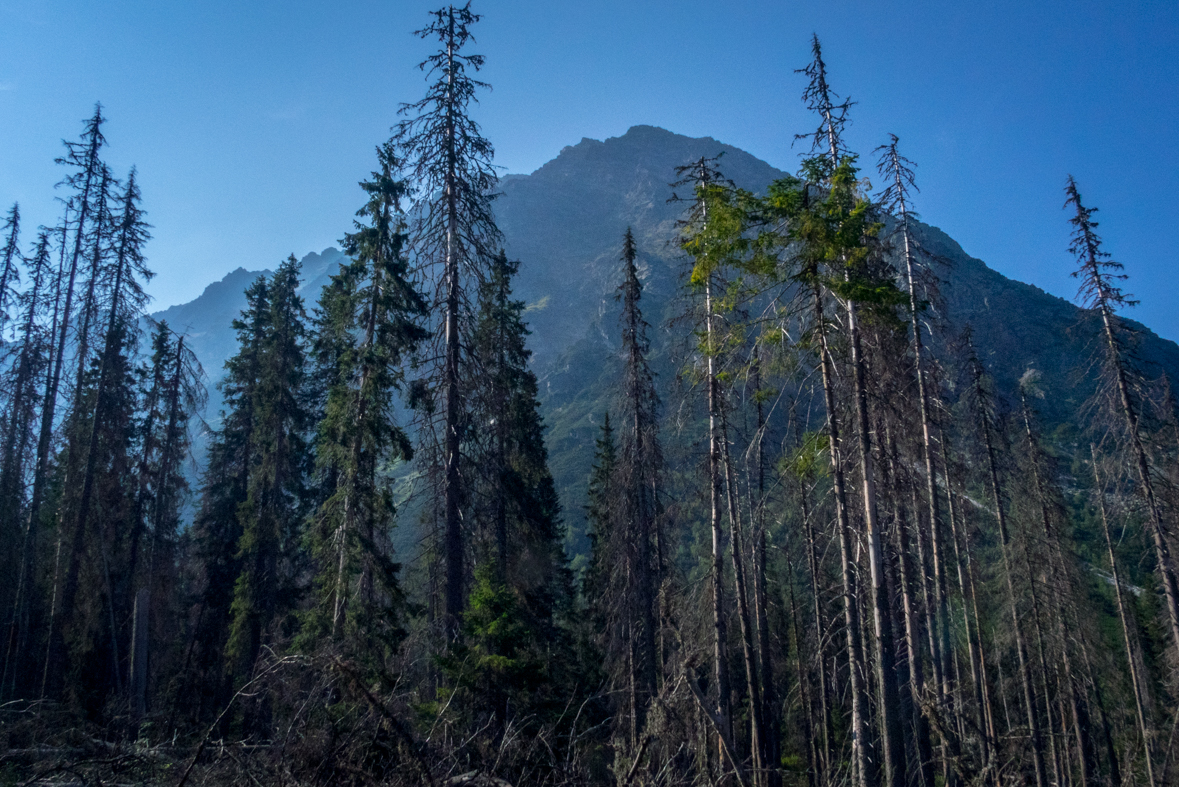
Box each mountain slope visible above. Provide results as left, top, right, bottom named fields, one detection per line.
left=150, top=247, right=347, bottom=414
left=153, top=125, right=1179, bottom=546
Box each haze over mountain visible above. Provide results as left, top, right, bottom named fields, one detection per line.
left=152, top=125, right=1179, bottom=543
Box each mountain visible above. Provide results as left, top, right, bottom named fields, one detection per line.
left=152, top=125, right=1179, bottom=548
left=150, top=247, right=348, bottom=392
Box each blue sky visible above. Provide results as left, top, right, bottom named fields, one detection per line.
left=2, top=0, right=1176, bottom=340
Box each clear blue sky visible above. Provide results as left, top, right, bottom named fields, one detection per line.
left=2, top=0, right=1176, bottom=339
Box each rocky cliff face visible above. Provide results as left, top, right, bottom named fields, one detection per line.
left=153, top=125, right=1179, bottom=547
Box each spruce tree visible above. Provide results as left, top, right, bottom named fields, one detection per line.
left=44, top=166, right=151, bottom=705
left=615, top=228, right=662, bottom=749
left=394, top=3, right=501, bottom=635
left=185, top=276, right=271, bottom=719
left=128, top=322, right=203, bottom=717
left=0, top=203, right=22, bottom=332
left=302, top=143, right=427, bottom=673
left=226, top=255, right=310, bottom=691
left=469, top=252, right=567, bottom=626
left=0, top=230, right=51, bottom=697
left=448, top=250, right=571, bottom=730
left=1065, top=176, right=1179, bottom=656
left=584, top=414, right=618, bottom=619
left=583, top=232, right=667, bottom=761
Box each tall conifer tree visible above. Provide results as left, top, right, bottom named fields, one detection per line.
left=468, top=252, right=567, bottom=624
left=302, top=143, right=427, bottom=673
left=395, top=3, right=501, bottom=635
left=0, top=231, right=51, bottom=697
left=616, top=228, right=662, bottom=748
left=45, top=166, right=151, bottom=705
left=1065, top=176, right=1179, bottom=655
left=226, top=256, right=310, bottom=688
left=448, top=250, right=571, bottom=729
left=186, top=276, right=271, bottom=719
left=0, top=203, right=22, bottom=332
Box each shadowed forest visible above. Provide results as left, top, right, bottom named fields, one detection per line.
left=3, top=6, right=1179, bottom=787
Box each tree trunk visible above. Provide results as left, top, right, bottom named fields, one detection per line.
left=972, top=372, right=1047, bottom=787
left=801, top=482, right=833, bottom=785
left=846, top=301, right=906, bottom=787
left=442, top=26, right=465, bottom=638
left=720, top=423, right=764, bottom=785
left=883, top=429, right=935, bottom=787
left=704, top=273, right=733, bottom=765
left=750, top=364, right=780, bottom=787
left=942, top=447, right=994, bottom=771
left=787, top=553, right=818, bottom=787
left=1019, top=394, right=1093, bottom=787
left=1015, top=509, right=1063, bottom=787
left=940, top=432, right=998, bottom=751
left=1093, top=446, right=1155, bottom=787
left=813, top=283, right=871, bottom=787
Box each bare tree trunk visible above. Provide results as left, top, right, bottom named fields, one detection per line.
left=704, top=274, right=733, bottom=765
left=910, top=482, right=950, bottom=775
left=1017, top=511, right=1063, bottom=787
left=719, top=414, right=764, bottom=785
left=846, top=303, right=907, bottom=787
left=802, top=483, right=833, bottom=785
left=943, top=451, right=994, bottom=770
left=1093, top=446, right=1155, bottom=787
left=1073, top=610, right=1121, bottom=787
left=442, top=29, right=464, bottom=638
left=976, top=405, right=1047, bottom=787
left=813, top=284, right=871, bottom=787
left=1020, top=394, right=1093, bottom=787
left=966, top=338, right=1047, bottom=787
left=941, top=438, right=998, bottom=750
left=130, top=587, right=149, bottom=718
left=787, top=545, right=818, bottom=787
left=884, top=429, right=935, bottom=787
left=750, top=363, right=780, bottom=787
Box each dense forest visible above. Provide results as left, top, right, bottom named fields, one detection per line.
left=2, top=6, right=1179, bottom=787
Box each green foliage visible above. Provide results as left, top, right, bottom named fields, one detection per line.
left=470, top=252, right=570, bottom=614
left=438, top=564, right=546, bottom=720
left=299, top=142, right=427, bottom=674
left=226, top=255, right=311, bottom=685
left=779, top=430, right=828, bottom=482
left=583, top=413, right=617, bottom=599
